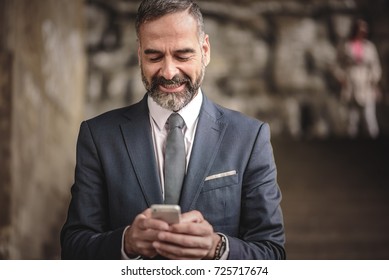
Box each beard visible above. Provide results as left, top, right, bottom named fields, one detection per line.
left=141, top=65, right=205, bottom=112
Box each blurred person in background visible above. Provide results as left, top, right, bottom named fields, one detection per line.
left=336, top=18, right=382, bottom=138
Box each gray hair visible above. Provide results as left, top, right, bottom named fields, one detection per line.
left=135, top=0, right=205, bottom=42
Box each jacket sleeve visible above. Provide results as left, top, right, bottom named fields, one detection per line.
left=227, top=123, right=286, bottom=259
left=60, top=121, right=125, bottom=259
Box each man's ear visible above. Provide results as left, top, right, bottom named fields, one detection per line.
left=202, top=34, right=211, bottom=66
left=137, top=40, right=141, bottom=66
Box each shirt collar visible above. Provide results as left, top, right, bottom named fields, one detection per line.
left=148, top=89, right=203, bottom=131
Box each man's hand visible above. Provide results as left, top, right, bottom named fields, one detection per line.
left=124, top=208, right=170, bottom=258
left=152, top=210, right=221, bottom=260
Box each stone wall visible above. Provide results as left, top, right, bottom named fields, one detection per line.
left=0, top=0, right=85, bottom=259
left=0, top=51, right=13, bottom=259
left=85, top=0, right=389, bottom=138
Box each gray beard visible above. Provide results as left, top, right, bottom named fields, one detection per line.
left=141, top=66, right=205, bottom=112
left=149, top=86, right=194, bottom=112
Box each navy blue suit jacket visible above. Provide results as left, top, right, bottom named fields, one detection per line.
left=61, top=94, right=285, bottom=259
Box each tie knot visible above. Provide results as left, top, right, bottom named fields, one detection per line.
left=168, top=113, right=185, bottom=130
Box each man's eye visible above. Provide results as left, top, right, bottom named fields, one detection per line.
left=149, top=57, right=162, bottom=62
left=177, top=57, right=190, bottom=62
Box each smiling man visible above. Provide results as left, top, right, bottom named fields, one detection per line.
left=138, top=5, right=209, bottom=112
left=61, top=0, right=285, bottom=260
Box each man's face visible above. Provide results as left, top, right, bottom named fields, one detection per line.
left=138, top=10, right=210, bottom=111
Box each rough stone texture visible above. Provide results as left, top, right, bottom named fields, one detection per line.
left=0, top=0, right=12, bottom=260
left=0, top=0, right=85, bottom=259
left=85, top=0, right=389, bottom=139
left=0, top=51, right=12, bottom=260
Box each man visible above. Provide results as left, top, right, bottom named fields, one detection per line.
left=61, top=0, right=285, bottom=260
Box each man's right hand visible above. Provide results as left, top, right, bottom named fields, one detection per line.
left=124, top=208, right=170, bottom=258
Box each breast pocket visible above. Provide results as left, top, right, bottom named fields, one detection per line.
left=196, top=172, right=240, bottom=231
left=202, top=170, right=238, bottom=192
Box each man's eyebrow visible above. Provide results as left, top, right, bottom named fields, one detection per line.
left=143, top=48, right=196, bottom=55
left=175, top=48, right=196, bottom=54
left=144, top=49, right=162, bottom=55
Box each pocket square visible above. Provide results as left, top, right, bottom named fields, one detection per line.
left=205, top=170, right=237, bottom=181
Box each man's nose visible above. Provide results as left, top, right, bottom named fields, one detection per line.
left=160, top=59, right=179, bottom=80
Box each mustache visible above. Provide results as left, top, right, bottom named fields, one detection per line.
left=151, top=75, right=191, bottom=88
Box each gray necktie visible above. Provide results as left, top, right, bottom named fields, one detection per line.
left=164, top=113, right=185, bottom=204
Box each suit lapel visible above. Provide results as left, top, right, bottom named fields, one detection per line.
left=120, top=96, right=163, bottom=206
left=179, top=96, right=228, bottom=212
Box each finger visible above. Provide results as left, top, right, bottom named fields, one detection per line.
left=157, top=230, right=213, bottom=249
left=142, top=218, right=170, bottom=231
left=135, top=211, right=169, bottom=231
left=131, top=228, right=161, bottom=243
left=142, top=250, right=158, bottom=259
left=132, top=240, right=155, bottom=251
left=131, top=221, right=169, bottom=243
left=135, top=243, right=158, bottom=259
left=125, top=227, right=158, bottom=257
left=153, top=241, right=208, bottom=260
left=132, top=210, right=150, bottom=230
left=170, top=220, right=213, bottom=236
left=180, top=210, right=204, bottom=223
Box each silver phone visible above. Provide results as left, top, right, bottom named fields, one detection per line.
left=151, top=204, right=181, bottom=224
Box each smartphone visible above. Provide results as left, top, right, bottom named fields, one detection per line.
left=151, top=204, right=181, bottom=224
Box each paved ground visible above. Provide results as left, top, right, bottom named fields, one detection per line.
left=272, top=137, right=389, bottom=259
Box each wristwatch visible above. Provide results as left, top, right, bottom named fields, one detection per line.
left=214, top=234, right=227, bottom=260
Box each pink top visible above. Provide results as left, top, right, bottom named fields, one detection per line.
left=351, top=40, right=363, bottom=63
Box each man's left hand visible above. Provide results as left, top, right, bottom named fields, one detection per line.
left=152, top=210, right=221, bottom=260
